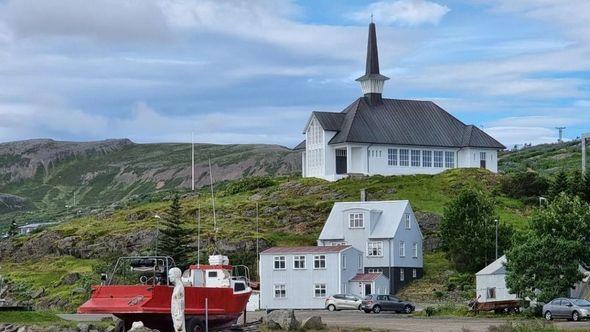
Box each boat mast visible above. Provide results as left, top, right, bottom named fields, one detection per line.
left=208, top=157, right=218, bottom=251
left=191, top=132, right=195, bottom=191
left=197, top=203, right=201, bottom=266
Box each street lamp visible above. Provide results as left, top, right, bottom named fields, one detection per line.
left=154, top=214, right=161, bottom=256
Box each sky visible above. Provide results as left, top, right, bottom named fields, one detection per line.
left=0, top=0, right=589, bottom=148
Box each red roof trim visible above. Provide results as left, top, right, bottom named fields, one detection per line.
left=189, top=265, right=233, bottom=270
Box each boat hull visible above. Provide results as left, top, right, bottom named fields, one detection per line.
left=78, top=285, right=250, bottom=331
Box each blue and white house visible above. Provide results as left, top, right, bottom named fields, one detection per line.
left=318, top=200, right=423, bottom=295
left=260, top=199, right=422, bottom=309
left=295, top=22, right=505, bottom=181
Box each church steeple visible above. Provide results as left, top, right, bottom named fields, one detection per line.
left=356, top=22, right=389, bottom=105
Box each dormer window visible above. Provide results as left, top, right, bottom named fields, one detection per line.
left=405, top=214, right=411, bottom=229
left=349, top=213, right=364, bottom=228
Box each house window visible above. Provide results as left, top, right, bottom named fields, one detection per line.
left=487, top=287, right=496, bottom=299
left=433, top=151, right=443, bottom=168
left=314, top=255, right=326, bottom=269
left=400, top=269, right=405, bottom=281
left=411, top=150, right=421, bottom=167
left=444, top=151, right=455, bottom=168
left=480, top=152, right=487, bottom=161
left=422, top=150, right=432, bottom=167
left=367, top=241, right=383, bottom=257
left=349, top=213, right=364, bottom=228
left=399, top=149, right=409, bottom=166
left=412, top=268, right=417, bottom=278
left=274, top=284, right=286, bottom=298
left=342, top=255, right=346, bottom=269
left=358, top=254, right=363, bottom=269
left=413, top=243, right=418, bottom=258
left=405, top=214, right=411, bottom=229
left=274, top=256, right=286, bottom=270
left=399, top=241, right=406, bottom=257
left=388, top=148, right=398, bottom=166
left=368, top=268, right=382, bottom=273
left=314, top=284, right=327, bottom=298
left=293, top=255, right=306, bottom=269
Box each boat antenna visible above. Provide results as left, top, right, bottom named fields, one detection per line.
left=208, top=156, right=218, bottom=251
left=191, top=132, right=195, bottom=191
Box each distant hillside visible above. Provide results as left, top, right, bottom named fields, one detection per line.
left=0, top=139, right=300, bottom=225
left=499, top=140, right=583, bottom=175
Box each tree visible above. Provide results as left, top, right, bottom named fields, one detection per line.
left=440, top=189, right=512, bottom=273
left=582, top=173, right=590, bottom=203
left=159, top=193, right=193, bottom=269
left=549, top=169, right=569, bottom=199
left=568, top=169, right=583, bottom=198
left=506, top=194, right=590, bottom=302
left=500, top=171, right=549, bottom=199
left=7, top=220, right=18, bottom=237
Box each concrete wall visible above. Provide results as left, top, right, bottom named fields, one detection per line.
left=476, top=273, right=517, bottom=302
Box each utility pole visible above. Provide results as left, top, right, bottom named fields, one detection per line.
left=555, top=127, right=566, bottom=143
left=154, top=214, right=161, bottom=255
left=191, top=132, right=195, bottom=191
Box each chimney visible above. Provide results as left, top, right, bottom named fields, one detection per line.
left=360, top=189, right=366, bottom=202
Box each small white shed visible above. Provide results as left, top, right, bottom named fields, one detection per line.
left=475, top=255, right=517, bottom=302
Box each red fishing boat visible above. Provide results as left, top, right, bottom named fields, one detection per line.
left=78, top=255, right=252, bottom=332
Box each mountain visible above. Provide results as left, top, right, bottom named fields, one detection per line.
left=0, top=138, right=300, bottom=225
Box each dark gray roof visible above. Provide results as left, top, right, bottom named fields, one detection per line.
left=356, top=22, right=389, bottom=82
left=300, top=97, right=504, bottom=149
left=294, top=140, right=306, bottom=150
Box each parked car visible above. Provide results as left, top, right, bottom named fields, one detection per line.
left=543, top=298, right=590, bottom=321
left=325, top=294, right=362, bottom=311
left=361, top=294, right=415, bottom=314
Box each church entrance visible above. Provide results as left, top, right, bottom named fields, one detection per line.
left=336, top=149, right=347, bottom=174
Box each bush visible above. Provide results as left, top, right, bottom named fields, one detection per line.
left=224, top=176, right=275, bottom=195
left=500, top=171, right=549, bottom=200
left=433, top=290, right=446, bottom=299
left=424, top=306, right=436, bottom=317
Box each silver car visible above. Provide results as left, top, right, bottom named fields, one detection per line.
left=543, top=298, right=590, bottom=321
left=325, top=294, right=362, bottom=311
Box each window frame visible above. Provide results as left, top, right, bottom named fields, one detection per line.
left=411, top=149, right=421, bottom=167
left=412, top=242, right=418, bottom=258
left=405, top=214, right=411, bottom=229
left=273, top=256, right=286, bottom=270
left=314, top=283, right=327, bottom=298
left=412, top=268, right=417, bottom=278
left=367, top=241, right=384, bottom=257
left=422, top=150, right=432, bottom=167
left=293, top=255, right=306, bottom=270
left=400, top=269, right=405, bottom=281
left=348, top=213, right=364, bottom=229
left=314, top=255, right=326, bottom=269
left=388, top=148, right=398, bottom=166
left=399, top=241, right=406, bottom=257
left=433, top=151, right=443, bottom=168
left=444, top=151, right=455, bottom=168
left=487, top=287, right=496, bottom=299
left=399, top=149, right=409, bottom=166
left=342, top=254, right=346, bottom=270
left=274, top=284, right=286, bottom=298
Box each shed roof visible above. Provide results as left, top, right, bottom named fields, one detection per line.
left=476, top=255, right=507, bottom=276
left=260, top=245, right=351, bottom=254
left=350, top=273, right=384, bottom=282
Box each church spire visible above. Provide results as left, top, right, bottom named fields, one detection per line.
left=356, top=21, right=389, bottom=105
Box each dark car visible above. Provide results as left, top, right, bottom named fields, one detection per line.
left=543, top=298, right=590, bottom=321
left=361, top=294, right=415, bottom=314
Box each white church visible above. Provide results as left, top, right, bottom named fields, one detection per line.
left=295, top=23, right=505, bottom=181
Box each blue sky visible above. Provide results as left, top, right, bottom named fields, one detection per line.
left=0, top=0, right=588, bottom=148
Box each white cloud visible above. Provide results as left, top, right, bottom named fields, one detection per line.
left=485, top=126, right=558, bottom=147
left=488, top=116, right=584, bottom=128
left=350, top=0, right=450, bottom=26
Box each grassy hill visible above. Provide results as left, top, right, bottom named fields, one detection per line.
left=0, top=139, right=299, bottom=228
left=499, top=139, right=583, bottom=175
left=0, top=168, right=534, bottom=311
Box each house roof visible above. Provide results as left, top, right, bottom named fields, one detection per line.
left=318, top=200, right=419, bottom=240
left=476, top=255, right=507, bottom=276
left=350, top=273, right=384, bottom=282
left=260, top=245, right=351, bottom=255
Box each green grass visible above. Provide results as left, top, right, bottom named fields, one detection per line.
left=0, top=311, right=68, bottom=325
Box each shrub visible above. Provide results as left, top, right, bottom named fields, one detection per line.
left=424, top=306, right=436, bottom=317
left=500, top=171, right=549, bottom=200
left=224, top=176, right=275, bottom=195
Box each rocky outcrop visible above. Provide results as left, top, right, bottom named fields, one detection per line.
left=0, top=194, right=27, bottom=213
left=265, top=310, right=301, bottom=330
left=415, top=211, right=442, bottom=252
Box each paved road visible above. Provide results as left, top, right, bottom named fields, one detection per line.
left=245, top=310, right=590, bottom=332
left=60, top=311, right=590, bottom=331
